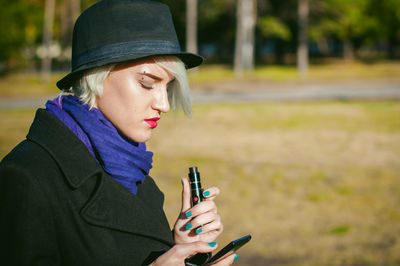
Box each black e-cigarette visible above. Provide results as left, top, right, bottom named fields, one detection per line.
left=188, top=166, right=204, bottom=206
left=185, top=166, right=212, bottom=266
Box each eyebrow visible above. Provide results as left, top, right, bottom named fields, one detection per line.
left=138, top=72, right=175, bottom=84
left=138, top=72, right=162, bottom=81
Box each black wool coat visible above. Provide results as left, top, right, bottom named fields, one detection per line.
left=0, top=109, right=175, bottom=266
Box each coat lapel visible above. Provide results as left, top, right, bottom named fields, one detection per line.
left=27, top=109, right=174, bottom=246
left=81, top=173, right=174, bottom=245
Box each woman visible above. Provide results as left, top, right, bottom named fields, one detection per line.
left=0, top=0, right=237, bottom=265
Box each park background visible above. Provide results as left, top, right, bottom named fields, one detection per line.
left=0, top=0, right=400, bottom=265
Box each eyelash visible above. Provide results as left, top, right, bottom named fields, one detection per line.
left=140, top=82, right=153, bottom=89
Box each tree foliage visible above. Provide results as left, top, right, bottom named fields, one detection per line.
left=0, top=0, right=399, bottom=72
left=260, top=16, right=291, bottom=41
left=310, top=0, right=379, bottom=43
left=0, top=0, right=43, bottom=67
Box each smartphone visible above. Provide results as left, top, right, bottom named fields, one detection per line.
left=206, top=234, right=251, bottom=264
left=185, top=235, right=252, bottom=266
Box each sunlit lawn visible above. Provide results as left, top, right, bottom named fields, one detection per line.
left=2, top=100, right=399, bottom=265
left=0, top=73, right=62, bottom=98
left=188, top=61, right=400, bottom=84
left=147, top=101, right=400, bottom=265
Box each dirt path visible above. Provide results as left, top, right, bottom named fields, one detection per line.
left=191, top=79, right=400, bottom=103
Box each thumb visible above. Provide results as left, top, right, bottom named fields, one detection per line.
left=151, top=242, right=218, bottom=265
left=181, top=177, right=192, bottom=213
left=176, top=241, right=218, bottom=259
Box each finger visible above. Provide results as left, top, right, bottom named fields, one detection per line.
left=193, top=216, right=223, bottom=235
left=186, top=200, right=217, bottom=218
left=202, top=186, right=220, bottom=200
left=174, top=241, right=218, bottom=259
left=211, top=253, right=238, bottom=265
left=181, top=177, right=192, bottom=214
left=189, top=212, right=219, bottom=231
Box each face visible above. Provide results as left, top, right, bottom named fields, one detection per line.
left=94, top=59, right=174, bottom=143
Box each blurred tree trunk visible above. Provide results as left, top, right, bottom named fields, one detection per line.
left=234, top=0, right=256, bottom=77
left=60, top=0, right=81, bottom=47
left=297, top=0, right=308, bottom=77
left=60, top=0, right=70, bottom=48
left=317, top=38, right=329, bottom=56
left=41, top=0, right=55, bottom=83
left=71, top=0, right=81, bottom=19
left=343, top=38, right=354, bottom=61
left=186, top=0, right=198, bottom=54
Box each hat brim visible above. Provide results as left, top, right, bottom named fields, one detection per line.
left=56, top=52, right=203, bottom=90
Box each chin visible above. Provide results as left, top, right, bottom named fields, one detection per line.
left=125, top=132, right=152, bottom=143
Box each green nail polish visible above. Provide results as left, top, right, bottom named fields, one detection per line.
left=185, top=211, right=192, bottom=218
left=234, top=254, right=239, bottom=262
left=203, top=190, right=210, bottom=197
left=195, top=228, right=202, bottom=234
left=185, top=223, right=192, bottom=230
left=208, top=242, right=217, bottom=247
left=181, top=179, right=183, bottom=185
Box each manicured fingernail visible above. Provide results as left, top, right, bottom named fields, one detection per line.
left=195, top=228, right=202, bottom=234
left=185, top=211, right=192, bottom=218
left=208, top=242, right=217, bottom=247
left=203, top=190, right=210, bottom=197
left=185, top=223, right=192, bottom=230
left=181, top=178, right=183, bottom=185
left=234, top=254, right=239, bottom=262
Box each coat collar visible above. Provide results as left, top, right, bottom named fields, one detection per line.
left=27, top=109, right=102, bottom=188
left=27, top=109, right=174, bottom=246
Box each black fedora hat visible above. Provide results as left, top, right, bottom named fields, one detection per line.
left=57, top=0, right=203, bottom=90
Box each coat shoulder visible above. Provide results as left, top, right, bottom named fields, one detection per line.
left=1, top=138, right=57, bottom=173
left=0, top=138, right=63, bottom=192
left=0, top=140, right=61, bottom=265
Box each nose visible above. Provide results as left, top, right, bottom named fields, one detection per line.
left=152, top=86, right=170, bottom=113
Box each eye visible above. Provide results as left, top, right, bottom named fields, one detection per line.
left=138, top=75, right=155, bottom=89
left=140, top=82, right=153, bottom=89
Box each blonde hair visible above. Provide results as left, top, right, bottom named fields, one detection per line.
left=66, top=56, right=192, bottom=117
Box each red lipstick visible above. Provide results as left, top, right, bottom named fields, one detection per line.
left=144, top=117, right=160, bottom=128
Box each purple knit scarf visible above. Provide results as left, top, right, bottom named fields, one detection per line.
left=46, top=95, right=153, bottom=194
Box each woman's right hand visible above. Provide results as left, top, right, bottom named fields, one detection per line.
left=149, top=241, right=238, bottom=266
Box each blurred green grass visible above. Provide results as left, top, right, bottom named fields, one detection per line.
left=0, top=109, right=36, bottom=156
left=145, top=101, right=400, bottom=266
left=0, top=73, right=62, bottom=98
left=188, top=61, right=400, bottom=83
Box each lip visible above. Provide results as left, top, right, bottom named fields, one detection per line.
left=144, top=117, right=160, bottom=128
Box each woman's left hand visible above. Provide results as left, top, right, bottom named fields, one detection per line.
left=173, top=178, right=223, bottom=244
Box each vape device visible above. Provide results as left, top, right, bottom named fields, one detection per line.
left=188, top=166, right=204, bottom=206
left=185, top=166, right=211, bottom=266
left=185, top=167, right=252, bottom=266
